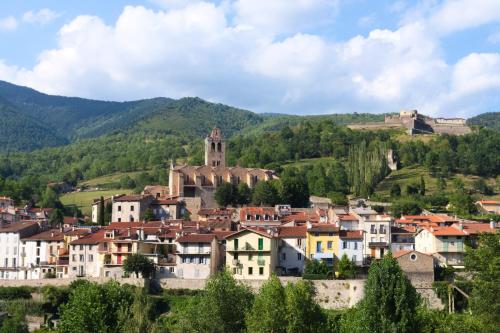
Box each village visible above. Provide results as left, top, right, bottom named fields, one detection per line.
left=0, top=129, right=498, bottom=313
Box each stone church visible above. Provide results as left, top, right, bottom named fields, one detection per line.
left=169, top=128, right=277, bottom=210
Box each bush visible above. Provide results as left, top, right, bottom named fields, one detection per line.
left=302, top=273, right=330, bottom=280
left=44, top=272, right=56, bottom=279
left=0, top=287, right=32, bottom=300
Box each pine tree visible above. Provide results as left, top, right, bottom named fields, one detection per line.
left=98, top=196, right=105, bottom=225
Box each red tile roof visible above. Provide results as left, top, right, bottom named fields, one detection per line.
left=422, top=226, right=466, bottom=236
left=339, top=230, right=363, bottom=239
left=113, top=195, right=151, bottom=202
left=225, top=227, right=274, bottom=239
left=338, top=214, right=358, bottom=221
left=176, top=233, right=216, bottom=243
left=70, top=230, right=106, bottom=245
left=152, top=199, right=179, bottom=205
left=278, top=226, right=307, bottom=238
left=477, top=200, right=500, bottom=205
left=22, top=229, right=64, bottom=241
left=455, top=222, right=499, bottom=235
left=393, top=250, right=432, bottom=259
left=0, top=221, right=39, bottom=233
left=63, top=217, right=79, bottom=225
left=198, top=208, right=232, bottom=216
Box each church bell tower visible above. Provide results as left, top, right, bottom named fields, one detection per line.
left=205, top=128, right=225, bottom=167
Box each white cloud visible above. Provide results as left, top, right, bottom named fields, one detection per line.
left=0, top=2, right=499, bottom=117
left=23, top=9, right=61, bottom=25
left=0, top=16, right=18, bottom=31
left=487, top=30, right=500, bottom=44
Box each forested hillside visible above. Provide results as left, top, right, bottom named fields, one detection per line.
left=467, top=112, right=500, bottom=131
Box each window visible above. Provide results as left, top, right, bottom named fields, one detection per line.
left=130, top=205, right=135, bottom=212
left=88, top=255, right=94, bottom=262
left=248, top=267, right=253, bottom=275
left=297, top=238, right=302, bottom=247
left=343, top=241, right=348, bottom=249
left=118, top=205, right=122, bottom=212
left=273, top=215, right=278, bottom=221
left=12, top=258, right=16, bottom=268
left=327, top=241, right=333, bottom=249
left=234, top=239, right=239, bottom=250
left=248, top=254, right=253, bottom=261
left=4, top=258, right=7, bottom=267
left=328, top=232, right=334, bottom=236
left=354, top=242, right=358, bottom=250
left=50, top=246, right=53, bottom=253
left=234, top=253, right=239, bottom=260
left=89, top=245, right=94, bottom=250
left=410, top=253, right=417, bottom=261
left=169, top=267, right=174, bottom=273
left=36, top=248, right=40, bottom=256
left=72, top=245, right=76, bottom=251
left=282, top=253, right=286, bottom=261
left=259, top=267, right=264, bottom=275
left=80, top=245, right=83, bottom=250
left=182, top=257, right=186, bottom=263
left=264, top=214, right=269, bottom=221
left=79, top=255, right=84, bottom=261
left=352, top=255, right=357, bottom=262
left=130, top=217, right=135, bottom=222
left=118, top=218, right=121, bottom=222
left=256, top=214, right=261, bottom=221
left=370, top=224, right=376, bottom=233
left=72, top=255, right=76, bottom=261
left=297, top=253, right=302, bottom=260
left=258, top=238, right=263, bottom=250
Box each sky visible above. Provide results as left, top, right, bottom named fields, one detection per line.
left=0, top=0, right=499, bottom=117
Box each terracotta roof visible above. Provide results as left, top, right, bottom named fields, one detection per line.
left=281, top=211, right=320, bottom=223
left=422, top=226, right=466, bottom=236
left=477, top=200, right=500, bottom=205
left=0, top=196, right=13, bottom=200
left=64, top=228, right=92, bottom=237
left=176, top=233, right=215, bottom=243
left=22, top=229, right=64, bottom=241
left=307, top=224, right=339, bottom=233
left=70, top=230, right=106, bottom=245
left=339, top=230, right=363, bottom=239
left=0, top=221, right=39, bottom=233
left=391, top=226, right=414, bottom=234
left=278, top=226, right=307, bottom=238
left=211, top=230, right=235, bottom=240
left=63, top=217, right=79, bottom=225
left=393, top=250, right=432, bottom=259
left=198, top=208, right=232, bottom=216
left=401, top=215, right=458, bottom=223
left=338, top=214, right=358, bottom=221
left=225, top=227, right=274, bottom=239
left=455, top=222, right=499, bottom=235
left=152, top=199, right=178, bottom=205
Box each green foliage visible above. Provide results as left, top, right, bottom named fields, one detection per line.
left=337, top=254, right=356, bottom=279
left=304, top=260, right=331, bottom=277
left=41, top=187, right=61, bottom=209
left=350, top=254, right=420, bottom=333
left=464, top=232, right=500, bottom=331
left=472, top=178, right=493, bottom=195
left=284, top=281, right=326, bottom=333
left=118, top=289, right=155, bottom=333
left=391, top=198, right=423, bottom=217
left=236, top=182, right=252, bottom=205
left=143, top=208, right=154, bottom=222
left=0, top=287, right=32, bottom=300
left=252, top=180, right=280, bottom=206
left=467, top=112, right=500, bottom=131
left=214, top=182, right=236, bottom=207
left=390, top=183, right=401, bottom=198
left=448, top=190, right=477, bottom=216
left=246, top=275, right=287, bottom=333
left=49, top=209, right=64, bottom=229
left=0, top=312, right=29, bottom=333
left=122, top=253, right=156, bottom=278
left=278, top=168, right=310, bottom=207
left=57, top=281, right=134, bottom=333
left=98, top=196, right=105, bottom=226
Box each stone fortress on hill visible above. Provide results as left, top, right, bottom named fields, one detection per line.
left=169, top=128, right=277, bottom=211
left=349, top=109, right=471, bottom=135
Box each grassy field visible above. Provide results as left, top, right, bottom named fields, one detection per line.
left=375, top=165, right=499, bottom=200
left=61, top=189, right=133, bottom=216
left=80, top=171, right=146, bottom=189
left=283, top=157, right=337, bottom=168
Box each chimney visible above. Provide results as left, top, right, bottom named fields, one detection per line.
left=127, top=227, right=131, bottom=237
left=196, top=221, right=200, bottom=231
left=51, top=231, right=54, bottom=238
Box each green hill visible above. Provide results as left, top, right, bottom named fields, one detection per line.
left=467, top=112, right=500, bottom=131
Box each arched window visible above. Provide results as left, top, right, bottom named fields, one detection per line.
left=217, top=142, right=222, bottom=152
left=211, top=142, right=215, bottom=151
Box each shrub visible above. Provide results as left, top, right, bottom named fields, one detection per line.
left=0, top=287, right=32, bottom=300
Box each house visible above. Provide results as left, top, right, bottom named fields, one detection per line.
left=0, top=197, right=14, bottom=212
left=475, top=200, right=500, bottom=214
left=225, top=228, right=279, bottom=279
left=63, top=217, right=82, bottom=228
left=351, top=210, right=392, bottom=261
left=142, top=185, right=169, bottom=198
left=20, top=229, right=68, bottom=279
left=281, top=209, right=321, bottom=226
left=277, top=226, right=306, bottom=275
left=338, top=230, right=364, bottom=266
left=150, top=198, right=183, bottom=220
left=175, top=233, right=221, bottom=279
left=452, top=221, right=499, bottom=247
left=391, top=226, right=416, bottom=252
left=198, top=208, right=233, bottom=222
left=0, top=221, right=41, bottom=279
left=305, top=223, right=339, bottom=266
left=415, top=226, right=466, bottom=267
left=91, top=196, right=118, bottom=223
left=111, top=195, right=155, bottom=222
left=69, top=230, right=105, bottom=278
left=396, top=214, right=458, bottom=228
left=394, top=250, right=434, bottom=287
left=333, top=213, right=360, bottom=230
left=309, top=196, right=332, bottom=210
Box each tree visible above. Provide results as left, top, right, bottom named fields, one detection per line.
left=391, top=198, right=422, bottom=217
left=178, top=270, right=254, bottom=333
left=419, top=176, right=426, bottom=196
left=104, top=202, right=112, bottom=225
left=122, top=253, right=156, bottom=278
left=40, top=187, right=60, bottom=208
left=448, top=191, right=476, bottom=216
left=118, top=288, right=155, bottom=333
left=252, top=181, right=280, bottom=206
left=284, top=280, right=326, bottom=333
left=48, top=208, right=64, bottom=229
left=143, top=208, right=154, bottom=222
left=437, top=177, right=447, bottom=191
left=58, top=281, right=134, bottom=333
left=304, top=260, right=330, bottom=275
left=236, top=182, right=252, bottom=205
left=98, top=196, right=105, bottom=226
left=279, top=168, right=310, bottom=207
left=464, top=233, right=500, bottom=332
left=472, top=179, right=493, bottom=195
left=390, top=184, right=401, bottom=198
left=405, top=184, right=419, bottom=196
left=246, top=275, right=287, bottom=333
left=351, top=254, right=420, bottom=333
left=0, top=313, right=28, bottom=333
left=214, top=182, right=234, bottom=207
left=337, top=253, right=356, bottom=279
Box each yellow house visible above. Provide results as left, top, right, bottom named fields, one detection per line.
left=305, top=223, right=340, bottom=266
left=225, top=228, right=279, bottom=280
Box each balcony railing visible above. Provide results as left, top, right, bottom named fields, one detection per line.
left=368, top=242, right=389, bottom=248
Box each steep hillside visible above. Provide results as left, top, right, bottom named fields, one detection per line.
left=467, top=112, right=500, bottom=131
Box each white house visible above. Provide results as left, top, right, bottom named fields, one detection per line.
left=338, top=230, right=364, bottom=266
left=0, top=221, right=41, bottom=279
left=277, top=226, right=306, bottom=275
left=69, top=230, right=105, bottom=278
left=175, top=233, right=220, bottom=279
left=351, top=209, right=392, bottom=261
left=112, top=195, right=154, bottom=222
left=20, top=229, right=66, bottom=279
left=415, top=226, right=466, bottom=267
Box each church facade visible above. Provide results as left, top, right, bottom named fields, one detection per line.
left=169, top=128, right=277, bottom=209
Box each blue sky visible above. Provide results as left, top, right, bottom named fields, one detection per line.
left=1, top=0, right=499, bottom=117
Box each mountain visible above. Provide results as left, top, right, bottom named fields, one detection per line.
left=467, top=112, right=500, bottom=131
left=0, top=80, right=263, bottom=152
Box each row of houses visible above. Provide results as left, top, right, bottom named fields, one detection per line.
left=1, top=195, right=499, bottom=280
